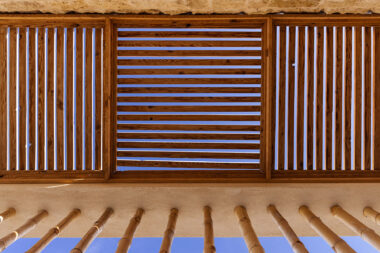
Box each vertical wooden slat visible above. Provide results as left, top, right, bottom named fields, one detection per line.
left=70, top=208, right=113, bottom=253
left=19, top=28, right=26, bottom=171
left=235, top=206, right=265, bottom=253
left=115, top=208, right=144, bottom=253
left=326, top=26, right=333, bottom=170
left=159, top=208, right=178, bottom=253
left=288, top=26, right=295, bottom=170
left=316, top=26, right=323, bottom=171
left=278, top=26, right=286, bottom=171
left=37, top=28, right=45, bottom=171
left=66, top=28, right=73, bottom=171
left=85, top=28, right=92, bottom=170
left=0, top=28, right=7, bottom=170
left=95, top=28, right=102, bottom=171
left=364, top=27, right=371, bottom=170
left=355, top=26, right=362, bottom=171
left=307, top=26, right=314, bottom=170
left=335, top=27, right=343, bottom=170
left=297, top=27, right=305, bottom=171
left=47, top=28, right=55, bottom=170
left=203, top=206, right=216, bottom=253
left=76, top=28, right=83, bottom=171
left=375, top=27, right=380, bottom=170
left=28, top=28, right=36, bottom=171
left=56, top=28, right=64, bottom=171
left=345, top=27, right=352, bottom=171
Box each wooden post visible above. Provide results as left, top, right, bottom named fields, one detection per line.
left=0, top=208, right=16, bottom=224
left=299, top=206, right=356, bottom=253
left=115, top=208, right=144, bottom=253
left=26, top=209, right=81, bottom=253
left=363, top=207, right=380, bottom=225
left=234, top=205, right=265, bottom=253
left=267, top=205, right=308, bottom=253
left=159, top=208, right=179, bottom=253
left=332, top=205, right=380, bottom=251
left=0, top=210, right=48, bottom=252
left=203, top=206, right=216, bottom=253
left=70, top=207, right=114, bottom=253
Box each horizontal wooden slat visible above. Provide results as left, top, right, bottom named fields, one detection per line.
left=117, top=160, right=260, bottom=169
left=117, top=68, right=261, bottom=75
left=117, top=59, right=262, bottom=66
left=116, top=124, right=260, bottom=131
left=117, top=96, right=261, bottom=102
left=117, top=50, right=261, bottom=57
left=117, top=142, right=260, bottom=149
left=118, top=31, right=261, bottom=38
left=117, top=40, right=262, bottom=47
left=117, top=106, right=261, bottom=112
left=117, top=87, right=261, bottom=93
left=117, top=151, right=260, bottom=159
left=117, top=133, right=260, bottom=140
left=117, top=78, right=261, bottom=84
left=117, top=114, right=260, bottom=121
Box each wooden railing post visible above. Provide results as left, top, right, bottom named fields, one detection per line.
left=70, top=207, right=114, bottom=253
left=267, top=205, right=308, bottom=253
left=299, top=206, right=356, bottom=253
left=26, top=209, right=81, bottom=253
left=0, top=210, right=48, bottom=252
left=235, top=205, right=265, bottom=253
left=203, top=206, right=216, bottom=253
left=332, top=205, right=380, bottom=251
left=159, top=208, right=179, bottom=253
left=116, top=208, right=144, bottom=253
left=0, top=208, right=16, bottom=224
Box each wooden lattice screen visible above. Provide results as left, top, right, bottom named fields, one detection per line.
left=2, top=15, right=380, bottom=182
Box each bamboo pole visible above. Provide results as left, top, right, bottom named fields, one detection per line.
left=26, top=209, right=81, bottom=253
left=0, top=208, right=16, bottom=224
left=203, top=206, right=216, bottom=253
left=70, top=207, right=114, bottom=253
left=159, top=208, right=179, bottom=253
left=234, top=205, right=265, bottom=253
left=115, top=208, right=144, bottom=253
left=0, top=210, right=48, bottom=252
left=267, top=205, right=308, bottom=253
left=332, top=205, right=380, bottom=251
left=299, top=206, right=356, bottom=253
left=363, top=207, right=380, bottom=226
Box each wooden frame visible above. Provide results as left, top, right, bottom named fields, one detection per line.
left=0, top=14, right=380, bottom=183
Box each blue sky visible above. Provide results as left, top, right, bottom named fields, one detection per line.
left=3, top=237, right=377, bottom=252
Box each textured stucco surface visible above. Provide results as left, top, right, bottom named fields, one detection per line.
left=0, top=0, right=378, bottom=14
left=0, top=183, right=379, bottom=238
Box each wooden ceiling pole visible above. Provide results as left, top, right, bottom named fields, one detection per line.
left=203, top=206, right=216, bottom=253
left=267, top=205, right=308, bottom=253
left=332, top=205, right=380, bottom=251
left=159, top=208, right=179, bottom=253
left=26, top=208, right=81, bottom=253
left=115, top=208, right=144, bottom=253
left=234, top=205, right=265, bottom=253
left=0, top=210, right=48, bottom=252
left=70, top=207, right=114, bottom=253
left=0, top=208, right=16, bottom=224
left=299, top=206, right=356, bottom=253
left=363, top=207, right=380, bottom=225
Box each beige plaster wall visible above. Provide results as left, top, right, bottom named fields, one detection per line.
left=0, top=0, right=377, bottom=15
